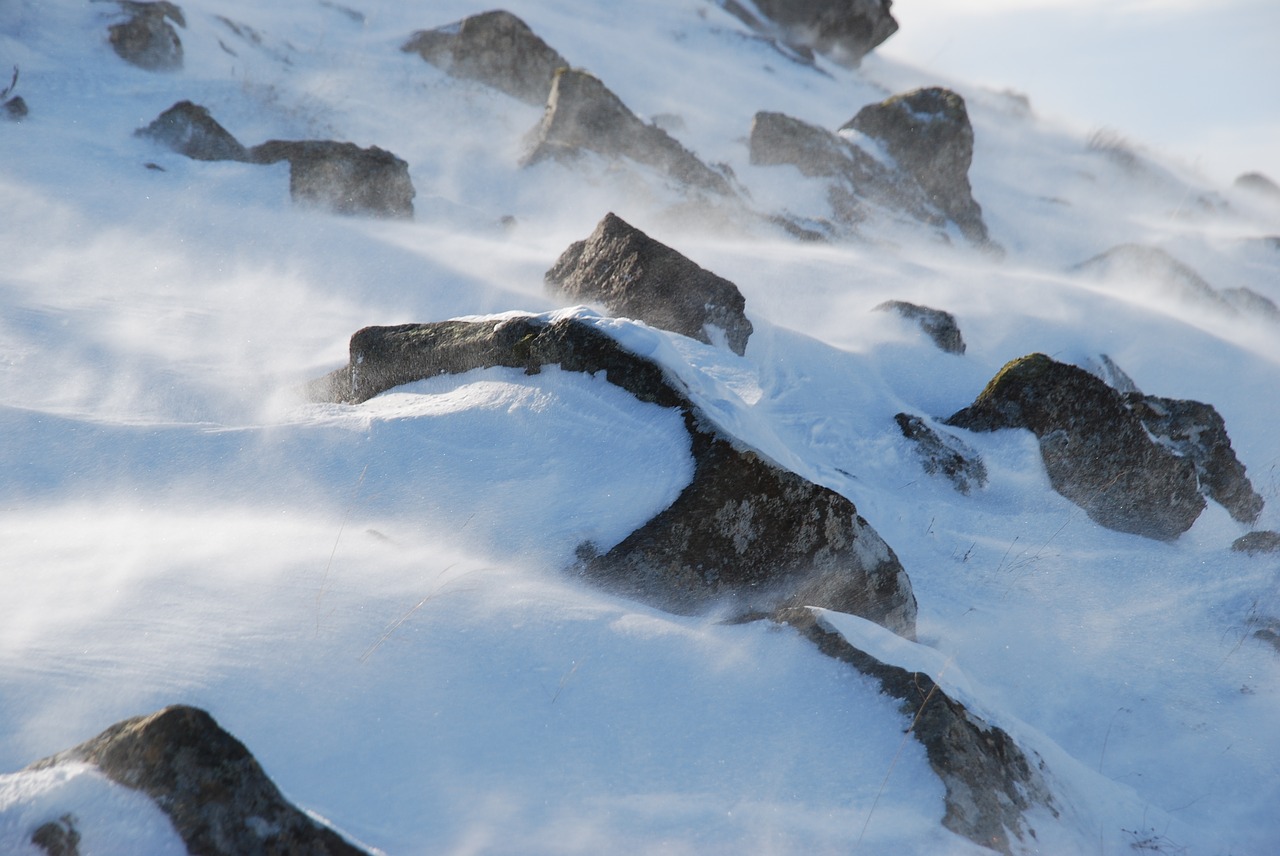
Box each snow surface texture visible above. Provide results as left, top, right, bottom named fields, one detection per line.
left=2, top=1, right=1279, bottom=854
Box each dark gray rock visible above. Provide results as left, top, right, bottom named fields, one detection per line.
left=1232, top=531, right=1280, bottom=555
left=401, top=10, right=569, bottom=107
left=724, top=0, right=898, bottom=68
left=776, top=607, right=1057, bottom=855
left=1234, top=171, right=1280, bottom=201
left=136, top=101, right=250, bottom=162
left=841, top=87, right=990, bottom=245
left=28, top=705, right=370, bottom=856
left=31, top=815, right=80, bottom=856
left=946, top=353, right=1205, bottom=541
left=249, top=140, right=415, bottom=219
left=1, top=65, right=25, bottom=120
left=524, top=68, right=733, bottom=196
left=875, top=300, right=965, bottom=354
left=1124, top=394, right=1263, bottom=524
left=545, top=212, right=753, bottom=355
left=895, top=413, right=986, bottom=495
left=310, top=315, right=917, bottom=637
left=109, top=2, right=185, bottom=72
left=1073, top=244, right=1232, bottom=310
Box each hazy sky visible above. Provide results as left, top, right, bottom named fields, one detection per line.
left=878, top=0, right=1280, bottom=187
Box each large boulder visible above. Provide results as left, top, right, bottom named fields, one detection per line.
left=135, top=100, right=250, bottom=162
left=27, top=705, right=370, bottom=856
left=248, top=140, right=415, bottom=219
left=524, top=68, right=734, bottom=196
left=545, top=212, right=753, bottom=355
left=310, top=314, right=917, bottom=638
left=875, top=300, right=965, bottom=354
left=841, top=87, right=989, bottom=245
left=108, top=1, right=184, bottom=72
left=401, top=10, right=569, bottom=107
left=946, top=353, right=1205, bottom=540
left=730, top=0, right=898, bottom=68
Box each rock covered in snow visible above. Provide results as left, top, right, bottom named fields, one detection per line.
left=135, top=101, right=250, bottom=162
left=895, top=413, right=987, bottom=495
left=27, top=705, right=370, bottom=856
left=875, top=300, right=965, bottom=354
left=1233, top=171, right=1280, bottom=201
left=108, top=1, right=185, bottom=72
left=726, top=0, right=898, bottom=68
left=248, top=140, right=415, bottom=219
left=946, top=353, right=1205, bottom=540
left=401, top=10, right=570, bottom=106
left=545, top=212, right=753, bottom=355
left=310, top=314, right=917, bottom=637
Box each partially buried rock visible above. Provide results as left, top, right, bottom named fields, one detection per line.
left=1232, top=531, right=1280, bottom=555
left=895, top=413, right=986, bottom=495
left=135, top=101, right=250, bottom=162
left=310, top=314, right=917, bottom=638
left=524, top=67, right=733, bottom=196
left=249, top=140, right=415, bottom=219
left=875, top=300, right=965, bottom=354
left=109, top=1, right=185, bottom=72
left=1234, top=171, right=1280, bottom=201
left=401, top=10, right=569, bottom=107
left=27, top=705, right=370, bottom=856
left=31, top=815, right=80, bottom=856
left=740, top=0, right=898, bottom=68
left=545, top=212, right=753, bottom=355
left=946, top=353, right=1205, bottom=540
left=1073, top=244, right=1232, bottom=311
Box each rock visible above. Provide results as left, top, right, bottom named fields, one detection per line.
left=27, top=705, right=370, bottom=856
left=1086, top=353, right=1141, bottom=395
left=841, top=88, right=990, bottom=245
left=730, top=0, right=898, bottom=68
left=248, top=140, right=415, bottom=219
left=31, top=815, right=80, bottom=856
left=946, top=353, right=1205, bottom=541
left=1124, top=394, right=1263, bottom=524
left=1, top=65, right=25, bottom=120
left=777, top=607, right=1057, bottom=855
left=401, top=10, right=570, bottom=106
left=1234, top=171, right=1280, bottom=201
left=108, top=2, right=185, bottom=72
left=895, top=413, right=987, bottom=495
left=545, top=212, right=753, bottom=355
left=875, top=300, right=965, bottom=354
left=135, top=101, right=250, bottom=162
left=310, top=314, right=917, bottom=638
left=524, top=68, right=733, bottom=196
left=1223, top=286, right=1280, bottom=322
left=1232, top=531, right=1280, bottom=555
left=1073, top=244, right=1232, bottom=310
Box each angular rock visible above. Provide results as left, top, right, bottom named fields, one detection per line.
left=895, top=413, right=986, bottom=495
left=545, top=212, right=753, bottom=355
left=777, top=607, right=1057, bottom=855
left=249, top=140, right=415, bottom=219
left=136, top=101, right=250, bottom=162
left=310, top=314, right=917, bottom=637
left=109, top=1, right=185, bottom=72
left=1086, top=353, right=1141, bottom=395
left=946, top=353, right=1205, bottom=541
left=524, top=68, right=733, bottom=196
left=1073, top=244, right=1232, bottom=310
left=401, top=10, right=569, bottom=106
left=875, top=300, right=965, bottom=354
left=730, top=0, right=898, bottom=68
left=841, top=87, right=990, bottom=245
left=28, top=705, right=370, bottom=856
left=1232, top=530, right=1280, bottom=555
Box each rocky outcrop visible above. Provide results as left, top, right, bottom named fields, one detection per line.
left=248, top=140, right=415, bottom=219
left=1223, top=286, right=1280, bottom=322
left=1232, top=531, right=1280, bottom=555
left=776, top=607, right=1057, bottom=855
left=401, top=10, right=570, bottom=106
left=135, top=100, right=250, bottom=162
left=895, top=413, right=986, bottom=495
left=1234, top=171, right=1280, bottom=201
left=720, top=0, right=898, bottom=68
left=841, top=88, right=990, bottom=245
left=311, top=314, right=917, bottom=637
left=875, top=300, right=965, bottom=354
left=109, top=2, right=185, bottom=72
left=946, top=353, right=1205, bottom=540
left=1073, top=244, right=1232, bottom=310
left=27, top=705, right=370, bottom=856
left=545, top=212, right=753, bottom=355
left=524, top=68, right=733, bottom=196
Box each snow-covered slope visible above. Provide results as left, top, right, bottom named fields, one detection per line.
left=2, top=1, right=1278, bottom=853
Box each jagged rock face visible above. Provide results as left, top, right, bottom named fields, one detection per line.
left=401, top=10, right=569, bottom=107
left=524, top=68, right=733, bottom=196
left=946, top=353, right=1205, bottom=541
left=27, top=705, right=369, bottom=856
left=1125, top=394, right=1263, bottom=524
left=545, top=213, right=753, bottom=355
left=747, top=0, right=898, bottom=67
left=310, top=315, right=917, bottom=638
left=875, top=300, right=965, bottom=354
left=895, top=413, right=987, bottom=495
left=1073, top=244, right=1232, bottom=310
left=1232, top=530, right=1280, bottom=555
left=842, top=87, right=990, bottom=245
left=777, top=608, right=1057, bottom=856
left=109, top=2, right=184, bottom=72
left=249, top=140, right=415, bottom=219
left=136, top=101, right=249, bottom=162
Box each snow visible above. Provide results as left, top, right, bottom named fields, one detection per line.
left=2, top=0, right=1279, bottom=854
